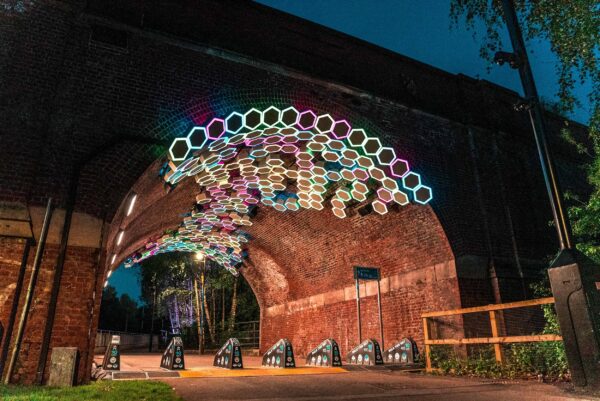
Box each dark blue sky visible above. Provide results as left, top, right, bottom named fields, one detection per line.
left=108, top=0, right=593, bottom=304
left=256, top=0, right=591, bottom=124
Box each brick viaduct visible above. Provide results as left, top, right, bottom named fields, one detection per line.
left=0, top=0, right=589, bottom=384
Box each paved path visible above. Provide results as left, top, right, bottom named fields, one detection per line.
left=96, top=354, right=596, bottom=400
left=160, top=371, right=595, bottom=401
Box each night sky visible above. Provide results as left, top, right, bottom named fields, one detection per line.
left=108, top=0, right=593, bottom=304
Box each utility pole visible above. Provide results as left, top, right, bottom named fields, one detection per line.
left=498, top=0, right=600, bottom=390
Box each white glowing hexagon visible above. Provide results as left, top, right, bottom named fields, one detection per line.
left=170, top=137, right=192, bottom=161
left=315, top=114, right=335, bottom=134
left=243, top=108, right=262, bottom=130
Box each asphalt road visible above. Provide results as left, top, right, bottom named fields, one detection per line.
left=160, top=371, right=594, bottom=401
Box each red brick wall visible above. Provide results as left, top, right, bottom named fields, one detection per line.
left=239, top=204, right=459, bottom=356
left=0, top=237, right=101, bottom=384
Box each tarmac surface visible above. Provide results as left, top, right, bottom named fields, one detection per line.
left=95, top=353, right=597, bottom=401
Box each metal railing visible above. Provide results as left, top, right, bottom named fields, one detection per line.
left=422, top=297, right=562, bottom=371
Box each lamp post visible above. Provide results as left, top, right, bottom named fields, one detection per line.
left=497, top=0, right=600, bottom=390
left=194, top=252, right=206, bottom=355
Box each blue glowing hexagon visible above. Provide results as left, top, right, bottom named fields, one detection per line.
left=187, top=127, right=208, bottom=150
left=402, top=172, right=421, bottom=190
left=414, top=185, right=433, bottom=204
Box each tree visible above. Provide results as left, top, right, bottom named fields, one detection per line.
left=450, top=0, right=599, bottom=137
left=450, top=0, right=600, bottom=261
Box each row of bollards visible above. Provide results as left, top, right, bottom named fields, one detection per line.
left=102, top=335, right=420, bottom=372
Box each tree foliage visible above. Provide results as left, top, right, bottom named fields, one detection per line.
left=450, top=0, right=599, bottom=138
left=450, top=0, right=600, bottom=261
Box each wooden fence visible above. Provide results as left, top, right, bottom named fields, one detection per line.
left=422, top=297, right=562, bottom=371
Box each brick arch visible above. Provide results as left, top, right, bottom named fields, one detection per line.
left=103, top=102, right=459, bottom=355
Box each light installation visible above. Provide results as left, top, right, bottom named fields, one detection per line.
left=123, top=106, right=433, bottom=274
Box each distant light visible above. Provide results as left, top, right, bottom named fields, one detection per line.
left=107, top=270, right=112, bottom=278
left=126, top=193, right=138, bottom=216
left=111, top=254, right=117, bottom=264
left=116, top=230, right=125, bottom=246
left=103, top=280, right=108, bottom=288
left=195, top=252, right=204, bottom=261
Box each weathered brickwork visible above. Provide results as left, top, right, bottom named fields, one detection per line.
left=0, top=238, right=102, bottom=384
left=0, top=0, right=591, bottom=383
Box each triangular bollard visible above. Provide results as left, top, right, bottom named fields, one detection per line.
left=305, top=338, right=342, bottom=367
left=160, top=336, right=185, bottom=370
left=384, top=338, right=419, bottom=365
left=346, top=339, right=384, bottom=365
left=262, top=338, right=295, bottom=368
left=102, top=335, right=121, bottom=371
left=213, top=338, right=243, bottom=369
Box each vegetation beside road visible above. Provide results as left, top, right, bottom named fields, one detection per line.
left=0, top=380, right=182, bottom=401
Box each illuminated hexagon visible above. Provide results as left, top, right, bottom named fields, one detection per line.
left=390, top=158, right=410, bottom=178
left=188, top=127, right=208, bottom=150
left=362, top=137, right=382, bottom=156
left=372, top=200, right=388, bottom=215
left=206, top=118, right=226, bottom=140
left=262, top=106, right=281, bottom=127
left=348, top=129, right=367, bottom=147
left=328, top=140, right=345, bottom=151
left=336, top=188, right=352, bottom=202
left=331, top=197, right=345, bottom=209
left=308, top=142, right=326, bottom=152
left=298, top=110, right=317, bottom=129
left=339, top=157, right=355, bottom=168
left=352, top=168, right=369, bottom=182
left=281, top=144, right=298, bottom=154
left=310, top=200, right=324, bottom=210
left=243, top=108, right=262, bottom=129
left=356, top=156, right=374, bottom=169
left=414, top=185, right=433, bottom=204
left=342, top=149, right=360, bottom=160
left=327, top=171, right=341, bottom=181
left=340, top=169, right=355, bottom=181
left=377, top=147, right=396, bottom=165
left=170, top=137, right=192, bottom=161
left=393, top=190, right=409, bottom=206
left=281, top=106, right=299, bottom=126
left=402, top=172, right=421, bottom=190
left=225, top=112, right=244, bottom=134
left=332, top=207, right=347, bottom=218
left=331, top=120, right=351, bottom=139
left=377, top=188, right=394, bottom=203
left=322, top=151, right=340, bottom=162
left=369, top=167, right=386, bottom=181
left=315, top=114, right=334, bottom=134
left=381, top=178, right=399, bottom=192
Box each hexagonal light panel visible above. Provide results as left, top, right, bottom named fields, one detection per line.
left=244, top=108, right=262, bottom=129
left=297, top=110, right=317, bottom=130
left=206, top=118, right=226, bottom=140
left=281, top=106, right=299, bottom=126
left=390, top=159, right=410, bottom=178
left=188, top=127, right=208, bottom=149
left=225, top=112, right=244, bottom=134
left=139, top=106, right=433, bottom=274
left=262, top=106, right=281, bottom=127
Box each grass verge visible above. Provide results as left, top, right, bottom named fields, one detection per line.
left=0, top=380, right=182, bottom=401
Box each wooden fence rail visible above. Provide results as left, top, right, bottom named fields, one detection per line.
left=422, top=297, right=562, bottom=371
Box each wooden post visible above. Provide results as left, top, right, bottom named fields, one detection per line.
left=489, top=310, right=503, bottom=363
left=422, top=317, right=432, bottom=371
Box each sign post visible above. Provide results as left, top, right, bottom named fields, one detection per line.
left=353, top=267, right=384, bottom=350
